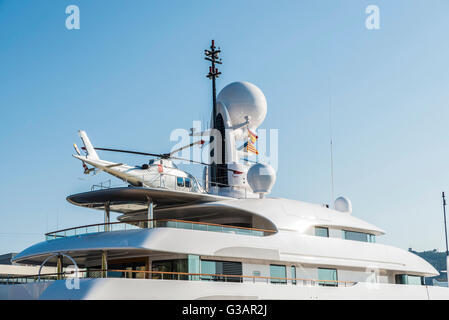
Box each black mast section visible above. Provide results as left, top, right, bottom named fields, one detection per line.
left=205, top=40, right=224, bottom=187
left=205, top=40, right=222, bottom=129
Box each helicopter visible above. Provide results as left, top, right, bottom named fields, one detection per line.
left=73, top=130, right=242, bottom=193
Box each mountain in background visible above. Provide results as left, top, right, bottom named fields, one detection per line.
left=409, top=249, right=447, bottom=285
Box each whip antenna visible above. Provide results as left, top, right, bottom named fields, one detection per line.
left=328, top=79, right=335, bottom=205
left=442, top=191, right=449, bottom=287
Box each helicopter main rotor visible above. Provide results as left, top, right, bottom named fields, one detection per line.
left=91, top=141, right=243, bottom=175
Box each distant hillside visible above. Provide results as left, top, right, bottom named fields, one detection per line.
left=409, top=249, right=447, bottom=284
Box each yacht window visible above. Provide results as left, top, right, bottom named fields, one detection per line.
left=318, top=268, right=338, bottom=287
left=407, top=275, right=423, bottom=285
left=315, top=227, right=329, bottom=237
left=395, top=274, right=407, bottom=284
left=177, top=177, right=184, bottom=187
left=152, top=259, right=188, bottom=280
left=270, top=265, right=287, bottom=284
left=188, top=255, right=200, bottom=280
left=291, top=266, right=297, bottom=285
left=200, top=260, right=242, bottom=283
left=107, top=260, right=146, bottom=279
left=343, top=230, right=376, bottom=243
left=395, top=274, right=423, bottom=285
left=185, top=178, right=191, bottom=188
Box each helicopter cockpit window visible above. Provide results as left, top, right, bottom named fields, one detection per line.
left=185, top=178, right=191, bottom=188
left=177, top=177, right=184, bottom=187
left=148, top=159, right=155, bottom=165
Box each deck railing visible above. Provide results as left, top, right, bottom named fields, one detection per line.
left=0, top=269, right=355, bottom=287
left=45, top=219, right=276, bottom=240
left=0, top=272, right=73, bottom=285
left=95, top=269, right=356, bottom=287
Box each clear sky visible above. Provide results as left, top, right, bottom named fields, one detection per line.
left=1, top=0, right=449, bottom=253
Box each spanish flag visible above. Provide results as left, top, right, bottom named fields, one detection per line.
left=248, top=128, right=258, bottom=144
left=246, top=141, right=259, bottom=155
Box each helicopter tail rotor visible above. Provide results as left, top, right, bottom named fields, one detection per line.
left=73, top=143, right=95, bottom=175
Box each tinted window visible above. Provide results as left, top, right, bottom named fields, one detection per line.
left=177, top=177, right=184, bottom=187
left=315, top=227, right=329, bottom=237
left=318, top=268, right=338, bottom=287
left=395, top=274, right=407, bottom=284
left=291, top=266, right=297, bottom=285
left=343, top=230, right=375, bottom=242
left=185, top=178, right=191, bottom=188
left=396, top=274, right=422, bottom=285
left=407, top=275, right=423, bottom=286
left=200, top=260, right=242, bottom=282
left=270, top=265, right=286, bottom=284
left=151, top=259, right=188, bottom=280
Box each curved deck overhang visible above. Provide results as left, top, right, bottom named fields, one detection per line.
left=119, top=198, right=385, bottom=236
left=12, top=228, right=437, bottom=277
left=118, top=203, right=278, bottom=231
left=192, top=198, right=386, bottom=236
left=66, top=187, right=230, bottom=213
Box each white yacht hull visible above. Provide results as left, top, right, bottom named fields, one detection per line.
left=1, top=278, right=449, bottom=300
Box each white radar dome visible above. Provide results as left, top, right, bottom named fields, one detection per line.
left=217, top=82, right=267, bottom=130
left=247, top=163, right=276, bottom=198
left=334, top=196, right=352, bottom=214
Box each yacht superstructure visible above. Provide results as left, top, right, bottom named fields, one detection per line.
left=3, top=186, right=448, bottom=300
left=1, top=41, right=448, bottom=300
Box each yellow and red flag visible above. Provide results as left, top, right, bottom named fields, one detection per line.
left=248, top=128, right=258, bottom=144
left=246, top=141, right=259, bottom=155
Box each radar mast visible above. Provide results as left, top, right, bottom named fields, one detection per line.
left=205, top=40, right=227, bottom=187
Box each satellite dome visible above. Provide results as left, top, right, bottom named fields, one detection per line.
left=217, top=82, right=267, bottom=130
left=334, top=196, right=352, bottom=214
left=247, top=163, right=276, bottom=198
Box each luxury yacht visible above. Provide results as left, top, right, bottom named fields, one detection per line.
left=1, top=43, right=448, bottom=300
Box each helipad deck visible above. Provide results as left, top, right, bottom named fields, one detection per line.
left=67, top=186, right=229, bottom=213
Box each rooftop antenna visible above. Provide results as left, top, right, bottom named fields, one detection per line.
left=442, top=192, right=449, bottom=286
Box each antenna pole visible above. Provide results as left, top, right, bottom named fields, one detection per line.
left=443, top=192, right=449, bottom=255
left=443, top=192, right=449, bottom=286
left=328, top=81, right=335, bottom=205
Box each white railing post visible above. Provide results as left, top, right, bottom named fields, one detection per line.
left=147, top=197, right=153, bottom=229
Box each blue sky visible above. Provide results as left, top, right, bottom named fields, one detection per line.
left=1, top=0, right=449, bottom=253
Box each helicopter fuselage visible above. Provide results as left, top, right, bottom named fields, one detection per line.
left=74, top=155, right=201, bottom=193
